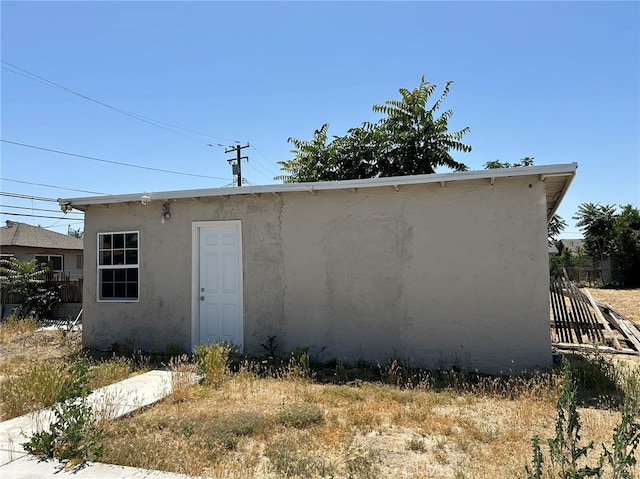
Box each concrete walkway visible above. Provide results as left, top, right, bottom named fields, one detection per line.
left=0, top=369, right=203, bottom=478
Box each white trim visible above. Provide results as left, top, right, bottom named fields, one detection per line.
left=96, top=230, right=140, bottom=303
left=191, top=220, right=244, bottom=350
left=59, top=163, right=578, bottom=207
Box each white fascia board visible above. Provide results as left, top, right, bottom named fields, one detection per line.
left=58, top=163, right=577, bottom=210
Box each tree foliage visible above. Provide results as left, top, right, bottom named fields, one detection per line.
left=0, top=258, right=60, bottom=319
left=277, top=76, right=471, bottom=182
left=484, top=156, right=535, bottom=169
left=574, top=203, right=640, bottom=286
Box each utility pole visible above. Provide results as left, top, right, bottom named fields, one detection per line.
left=225, top=144, right=250, bottom=187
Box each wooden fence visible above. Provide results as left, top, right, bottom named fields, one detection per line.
left=0, top=279, right=82, bottom=304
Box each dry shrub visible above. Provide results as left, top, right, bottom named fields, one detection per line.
left=0, top=358, right=75, bottom=419
left=88, top=356, right=134, bottom=390
left=277, top=402, right=324, bottom=429
left=194, top=341, right=233, bottom=387
left=0, top=315, right=37, bottom=342
left=168, top=354, right=199, bottom=403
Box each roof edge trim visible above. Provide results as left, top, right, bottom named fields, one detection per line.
left=59, top=163, right=578, bottom=208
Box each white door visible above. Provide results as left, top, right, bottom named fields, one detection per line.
left=196, top=223, right=243, bottom=347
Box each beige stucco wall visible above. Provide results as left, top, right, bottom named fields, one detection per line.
left=81, top=175, right=551, bottom=373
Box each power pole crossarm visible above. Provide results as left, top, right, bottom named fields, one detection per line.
left=225, top=144, right=250, bottom=187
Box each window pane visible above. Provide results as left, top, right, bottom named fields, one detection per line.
left=126, top=233, right=138, bottom=248
left=98, top=232, right=139, bottom=301
left=76, top=254, right=83, bottom=269
left=101, top=282, right=114, bottom=298
left=35, top=255, right=47, bottom=264
left=114, top=283, right=126, bottom=297
left=101, top=251, right=112, bottom=266
left=100, top=234, right=112, bottom=249
left=125, top=250, right=138, bottom=265
left=126, top=283, right=138, bottom=298
left=113, top=234, right=125, bottom=249
left=51, top=257, right=62, bottom=271
left=113, top=250, right=125, bottom=265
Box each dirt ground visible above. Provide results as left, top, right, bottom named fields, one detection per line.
left=0, top=327, right=81, bottom=369
left=586, top=288, right=640, bottom=324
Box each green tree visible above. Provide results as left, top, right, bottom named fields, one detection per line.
left=484, top=156, right=535, bottom=169
left=68, top=227, right=84, bottom=238
left=574, top=203, right=640, bottom=287
left=611, top=205, right=640, bottom=287
left=277, top=76, right=471, bottom=182
left=0, top=258, right=60, bottom=319
left=573, top=203, right=617, bottom=282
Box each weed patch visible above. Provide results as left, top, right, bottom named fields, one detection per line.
left=278, top=402, right=324, bottom=429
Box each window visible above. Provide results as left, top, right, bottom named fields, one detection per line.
left=76, top=254, right=83, bottom=269
left=98, top=231, right=139, bottom=301
left=35, top=255, right=63, bottom=272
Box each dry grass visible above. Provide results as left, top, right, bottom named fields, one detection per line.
left=3, top=289, right=639, bottom=478
left=99, top=363, right=635, bottom=479
left=586, top=287, right=640, bottom=324
left=0, top=317, right=137, bottom=420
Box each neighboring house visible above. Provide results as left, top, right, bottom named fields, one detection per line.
left=60, top=163, right=577, bottom=374
left=559, top=238, right=614, bottom=284
left=558, top=238, right=586, bottom=254
left=0, top=221, right=83, bottom=280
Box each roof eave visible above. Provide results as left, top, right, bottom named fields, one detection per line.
left=59, top=163, right=578, bottom=213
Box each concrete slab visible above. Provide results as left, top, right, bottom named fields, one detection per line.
left=0, top=368, right=202, bottom=478
left=1, top=455, right=202, bottom=478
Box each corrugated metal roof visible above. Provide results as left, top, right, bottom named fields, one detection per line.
left=0, top=221, right=83, bottom=250
left=59, top=163, right=578, bottom=221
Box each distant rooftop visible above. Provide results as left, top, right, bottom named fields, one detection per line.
left=0, top=221, right=83, bottom=250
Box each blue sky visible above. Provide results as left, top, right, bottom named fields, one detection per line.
left=1, top=1, right=638, bottom=237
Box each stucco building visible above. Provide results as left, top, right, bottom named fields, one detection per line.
left=60, top=163, right=577, bottom=373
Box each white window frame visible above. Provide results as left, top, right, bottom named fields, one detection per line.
left=35, top=254, right=64, bottom=272
left=97, top=230, right=140, bottom=302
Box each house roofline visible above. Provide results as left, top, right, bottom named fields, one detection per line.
left=59, top=163, right=577, bottom=220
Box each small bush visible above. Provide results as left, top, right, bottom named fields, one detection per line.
left=194, top=341, right=234, bottom=387
left=23, top=395, right=104, bottom=463
left=405, top=435, right=427, bottom=452
left=265, top=437, right=334, bottom=478
left=525, top=358, right=640, bottom=479
left=206, top=411, right=267, bottom=450
left=568, top=353, right=620, bottom=397
left=277, top=403, right=324, bottom=429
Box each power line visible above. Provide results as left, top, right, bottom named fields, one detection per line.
left=1, top=211, right=79, bottom=220
left=250, top=145, right=282, bottom=176
left=1, top=60, right=238, bottom=145
left=1, top=140, right=232, bottom=181
left=0, top=177, right=107, bottom=195
left=2, top=204, right=83, bottom=215
left=2, top=61, right=287, bottom=182
left=1, top=192, right=58, bottom=202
